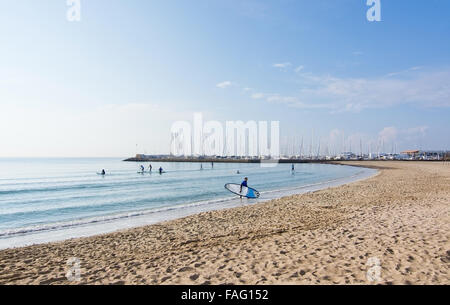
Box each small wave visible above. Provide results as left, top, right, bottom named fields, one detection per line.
left=259, top=170, right=366, bottom=195
left=0, top=196, right=235, bottom=238
left=0, top=183, right=113, bottom=196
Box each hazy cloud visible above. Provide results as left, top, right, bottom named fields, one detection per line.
left=273, top=62, right=292, bottom=70
left=295, top=65, right=305, bottom=73
left=216, top=81, right=233, bottom=89
left=378, top=127, right=398, bottom=143
left=241, top=66, right=450, bottom=112
left=294, top=68, right=450, bottom=111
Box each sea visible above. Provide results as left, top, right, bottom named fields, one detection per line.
left=0, top=158, right=376, bottom=249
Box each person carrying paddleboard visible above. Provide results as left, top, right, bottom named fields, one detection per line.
left=240, top=177, right=248, bottom=198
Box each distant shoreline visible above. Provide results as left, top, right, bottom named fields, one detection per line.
left=123, top=157, right=448, bottom=163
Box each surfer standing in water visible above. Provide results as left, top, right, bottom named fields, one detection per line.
left=159, top=167, right=163, bottom=174
left=148, top=164, right=152, bottom=172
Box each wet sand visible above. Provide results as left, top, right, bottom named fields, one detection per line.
left=0, top=161, right=448, bottom=285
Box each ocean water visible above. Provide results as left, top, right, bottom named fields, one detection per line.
left=0, top=158, right=376, bottom=249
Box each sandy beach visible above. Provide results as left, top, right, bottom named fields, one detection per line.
left=0, top=161, right=448, bottom=285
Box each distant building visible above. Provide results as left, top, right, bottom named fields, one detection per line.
left=400, top=150, right=448, bottom=160
left=401, top=150, right=420, bottom=158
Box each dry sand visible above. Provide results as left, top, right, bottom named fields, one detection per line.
left=0, top=161, right=449, bottom=285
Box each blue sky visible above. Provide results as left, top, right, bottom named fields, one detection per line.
left=0, top=0, right=449, bottom=157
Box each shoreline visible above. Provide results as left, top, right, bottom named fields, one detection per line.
left=124, top=156, right=450, bottom=163
left=0, top=164, right=376, bottom=250
left=0, top=161, right=448, bottom=285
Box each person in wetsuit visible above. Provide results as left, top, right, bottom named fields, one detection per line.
left=240, top=177, right=248, bottom=198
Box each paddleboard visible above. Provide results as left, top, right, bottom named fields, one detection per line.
left=97, top=172, right=106, bottom=176
left=224, top=183, right=260, bottom=199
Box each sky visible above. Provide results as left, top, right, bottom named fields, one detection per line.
left=0, top=0, right=449, bottom=157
